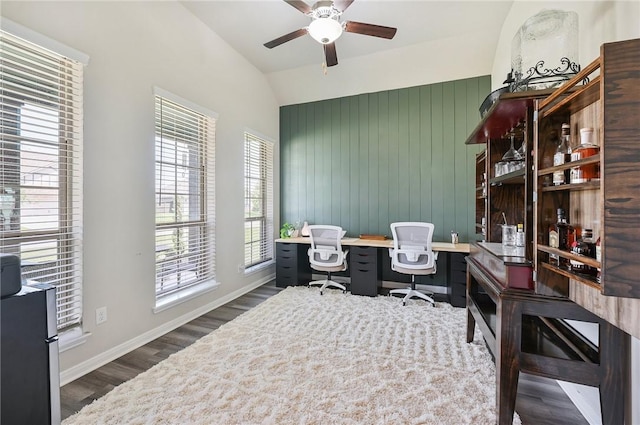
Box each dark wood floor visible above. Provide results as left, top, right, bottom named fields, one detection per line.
left=61, top=282, right=588, bottom=424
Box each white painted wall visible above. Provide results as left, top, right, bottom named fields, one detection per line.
left=491, top=1, right=640, bottom=91
left=492, top=2, right=640, bottom=424
left=1, top=1, right=279, bottom=382
left=268, top=29, right=502, bottom=106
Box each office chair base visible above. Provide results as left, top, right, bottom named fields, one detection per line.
left=309, top=279, right=346, bottom=295
left=389, top=288, right=435, bottom=306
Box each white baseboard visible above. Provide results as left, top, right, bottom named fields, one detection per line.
left=557, top=381, right=601, bottom=425
left=60, top=274, right=275, bottom=386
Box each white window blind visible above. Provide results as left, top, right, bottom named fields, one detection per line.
left=0, top=30, right=84, bottom=331
left=244, top=133, right=273, bottom=268
left=155, top=95, right=215, bottom=298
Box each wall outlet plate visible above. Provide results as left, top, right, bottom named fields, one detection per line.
left=96, top=306, right=107, bottom=325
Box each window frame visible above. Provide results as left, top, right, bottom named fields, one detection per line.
left=243, top=131, right=274, bottom=271
left=153, top=88, right=217, bottom=303
left=0, top=20, right=87, bottom=333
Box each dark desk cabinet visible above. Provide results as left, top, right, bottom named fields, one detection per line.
left=275, top=242, right=311, bottom=288
left=349, top=246, right=380, bottom=297
left=448, top=252, right=467, bottom=307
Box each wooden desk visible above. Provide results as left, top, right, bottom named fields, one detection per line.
left=275, top=237, right=470, bottom=302
left=276, top=237, right=470, bottom=253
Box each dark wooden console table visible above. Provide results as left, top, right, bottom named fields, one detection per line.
left=466, top=242, right=629, bottom=425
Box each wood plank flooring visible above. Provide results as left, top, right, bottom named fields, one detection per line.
left=60, top=282, right=588, bottom=424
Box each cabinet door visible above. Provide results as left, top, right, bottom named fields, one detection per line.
left=534, top=39, right=640, bottom=299
left=599, top=39, right=640, bottom=298
left=533, top=38, right=640, bottom=338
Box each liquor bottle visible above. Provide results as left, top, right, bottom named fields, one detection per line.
left=548, top=208, right=575, bottom=268
left=553, top=124, right=571, bottom=185
left=570, top=228, right=596, bottom=275
left=570, top=127, right=600, bottom=184
left=516, top=223, right=525, bottom=247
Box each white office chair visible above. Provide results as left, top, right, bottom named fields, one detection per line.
left=389, top=222, right=438, bottom=306
left=307, top=225, right=349, bottom=295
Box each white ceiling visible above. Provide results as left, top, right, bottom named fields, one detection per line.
left=180, top=0, right=514, bottom=75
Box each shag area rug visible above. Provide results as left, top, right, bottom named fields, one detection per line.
left=63, top=286, right=522, bottom=425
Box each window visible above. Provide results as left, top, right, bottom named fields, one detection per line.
left=155, top=91, right=216, bottom=299
left=0, top=28, right=85, bottom=331
left=244, top=132, right=274, bottom=269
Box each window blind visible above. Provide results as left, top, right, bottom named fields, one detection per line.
left=0, top=30, right=84, bottom=331
left=244, top=133, right=274, bottom=268
left=155, top=95, right=215, bottom=297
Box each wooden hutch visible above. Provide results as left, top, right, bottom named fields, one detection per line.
left=465, top=38, right=640, bottom=425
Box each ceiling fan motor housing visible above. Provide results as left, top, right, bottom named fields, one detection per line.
left=310, top=1, right=341, bottom=18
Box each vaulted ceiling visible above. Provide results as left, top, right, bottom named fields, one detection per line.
left=181, top=1, right=514, bottom=75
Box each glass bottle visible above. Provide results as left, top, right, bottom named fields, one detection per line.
left=570, top=127, right=600, bottom=184
left=553, top=124, right=571, bottom=185
left=516, top=223, right=525, bottom=247
left=548, top=208, right=575, bottom=268
left=570, top=228, right=596, bottom=275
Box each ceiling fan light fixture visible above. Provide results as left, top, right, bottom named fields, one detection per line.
left=308, top=18, right=343, bottom=44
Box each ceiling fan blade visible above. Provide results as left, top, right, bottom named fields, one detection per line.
left=264, top=28, right=308, bottom=49
left=333, top=0, right=355, bottom=12
left=284, top=0, right=312, bottom=14
left=324, top=42, right=338, bottom=67
left=344, top=21, right=397, bottom=39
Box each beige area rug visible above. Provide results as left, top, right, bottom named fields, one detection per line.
left=63, top=286, right=522, bottom=425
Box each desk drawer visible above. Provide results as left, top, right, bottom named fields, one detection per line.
left=276, top=243, right=299, bottom=257
left=450, top=269, right=467, bottom=285
left=277, top=255, right=298, bottom=268
left=351, top=246, right=378, bottom=259
left=351, top=269, right=379, bottom=297
left=450, top=293, right=467, bottom=308
left=450, top=253, right=467, bottom=272
left=351, top=260, right=377, bottom=273
left=276, top=265, right=297, bottom=279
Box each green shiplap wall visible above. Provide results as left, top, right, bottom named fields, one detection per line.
left=280, top=76, right=490, bottom=243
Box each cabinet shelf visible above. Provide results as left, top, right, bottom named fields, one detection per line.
left=538, top=155, right=600, bottom=176
left=539, top=262, right=601, bottom=291
left=540, top=76, right=601, bottom=118
left=537, top=244, right=601, bottom=268
left=490, top=168, right=525, bottom=186
left=540, top=181, right=600, bottom=192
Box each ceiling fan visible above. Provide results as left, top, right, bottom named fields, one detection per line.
left=263, top=0, right=397, bottom=68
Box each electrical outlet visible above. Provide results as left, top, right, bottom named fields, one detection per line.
left=238, top=264, right=245, bottom=273
left=96, top=306, right=107, bottom=325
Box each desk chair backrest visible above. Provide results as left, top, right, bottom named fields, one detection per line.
left=308, top=225, right=346, bottom=268
left=390, top=222, right=436, bottom=271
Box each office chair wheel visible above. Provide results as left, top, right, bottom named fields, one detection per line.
left=402, top=301, right=407, bottom=306
left=320, top=291, right=323, bottom=295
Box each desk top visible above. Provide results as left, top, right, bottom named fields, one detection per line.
left=276, top=237, right=470, bottom=253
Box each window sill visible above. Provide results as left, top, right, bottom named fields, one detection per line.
left=153, top=280, right=219, bottom=314
left=59, top=327, right=90, bottom=353
left=244, top=259, right=275, bottom=275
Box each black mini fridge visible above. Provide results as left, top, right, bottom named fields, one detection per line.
left=1, top=282, right=61, bottom=425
